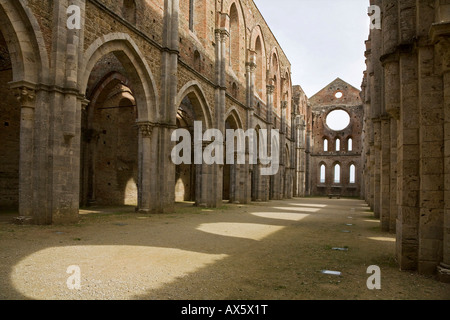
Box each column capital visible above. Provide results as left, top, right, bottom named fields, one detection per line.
left=430, top=22, right=450, bottom=73
left=136, top=121, right=155, bottom=138
left=12, top=85, right=36, bottom=109
left=215, top=28, right=229, bottom=42
left=266, top=85, right=275, bottom=95
left=246, top=61, right=257, bottom=73
left=80, top=97, right=90, bottom=112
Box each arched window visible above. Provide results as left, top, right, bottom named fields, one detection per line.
left=255, top=36, right=265, bottom=100
left=350, top=164, right=356, bottom=184
left=320, top=164, right=326, bottom=184
left=188, top=0, right=207, bottom=38
left=193, top=50, right=201, bottom=72
left=229, top=3, right=240, bottom=73
left=189, top=0, right=194, bottom=31
left=231, top=82, right=238, bottom=98
left=335, top=138, right=341, bottom=152
left=334, top=164, right=341, bottom=184
left=348, top=138, right=353, bottom=151
left=323, top=138, right=329, bottom=152
left=123, top=0, right=137, bottom=24
left=273, top=75, right=278, bottom=110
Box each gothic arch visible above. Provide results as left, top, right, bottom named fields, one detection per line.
left=249, top=26, right=267, bottom=102
left=175, top=81, right=213, bottom=130
left=0, top=0, right=49, bottom=84
left=227, top=0, right=247, bottom=80
left=269, top=47, right=281, bottom=111
left=80, top=33, right=158, bottom=124
left=225, top=106, right=244, bottom=130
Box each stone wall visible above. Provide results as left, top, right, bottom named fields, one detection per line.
left=363, top=0, right=450, bottom=281
left=0, top=0, right=303, bottom=225
left=308, top=78, right=364, bottom=198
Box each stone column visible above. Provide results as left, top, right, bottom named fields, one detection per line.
left=136, top=122, right=154, bottom=213
left=432, top=23, right=450, bottom=282
left=389, top=119, right=398, bottom=232
left=440, top=57, right=450, bottom=282
left=279, top=100, right=287, bottom=200
left=396, top=0, right=420, bottom=271
left=381, top=0, right=400, bottom=233
left=417, top=39, right=445, bottom=275
left=373, top=118, right=381, bottom=219
left=210, top=28, right=229, bottom=207
left=266, top=84, right=274, bottom=126
left=380, top=116, right=391, bottom=231
left=12, top=84, right=36, bottom=221
left=244, top=52, right=257, bottom=204
left=158, top=0, right=180, bottom=213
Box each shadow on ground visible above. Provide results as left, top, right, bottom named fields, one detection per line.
left=0, top=198, right=448, bottom=300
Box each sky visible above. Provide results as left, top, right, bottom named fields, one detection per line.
left=255, top=0, right=371, bottom=98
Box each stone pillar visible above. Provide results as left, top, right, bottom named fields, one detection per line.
left=280, top=100, right=287, bottom=199
left=417, top=51, right=444, bottom=274
left=266, top=85, right=274, bottom=126
left=11, top=84, right=36, bottom=221
left=389, top=119, right=398, bottom=232
left=158, top=0, right=180, bottom=213
left=381, top=0, right=400, bottom=233
left=369, top=0, right=383, bottom=219
left=396, top=0, right=420, bottom=271
left=432, top=22, right=450, bottom=282
left=266, top=84, right=275, bottom=201
left=440, top=61, right=450, bottom=282
left=210, top=27, right=229, bottom=207
left=136, top=122, right=154, bottom=213
left=380, top=116, right=391, bottom=231
left=373, top=118, right=381, bottom=219
left=244, top=51, right=257, bottom=204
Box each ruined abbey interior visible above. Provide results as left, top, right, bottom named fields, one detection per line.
left=0, top=0, right=448, bottom=282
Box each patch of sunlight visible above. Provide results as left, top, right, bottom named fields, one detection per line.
left=11, top=246, right=227, bottom=300
left=367, top=237, right=396, bottom=242
left=272, top=207, right=320, bottom=213
left=288, top=203, right=327, bottom=208
left=364, top=219, right=380, bottom=223
left=196, top=223, right=284, bottom=241
left=250, top=212, right=310, bottom=222
left=124, top=178, right=138, bottom=206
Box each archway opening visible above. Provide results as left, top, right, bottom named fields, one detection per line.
left=175, top=96, right=197, bottom=203
left=223, top=114, right=240, bottom=202
left=0, top=30, right=20, bottom=213
left=81, top=53, right=139, bottom=208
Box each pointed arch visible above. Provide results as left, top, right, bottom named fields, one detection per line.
left=323, top=137, right=329, bottom=152
left=0, top=0, right=49, bottom=84
left=349, top=163, right=356, bottom=184
left=285, top=143, right=291, bottom=168
left=250, top=26, right=267, bottom=103
left=227, top=0, right=246, bottom=80
left=269, top=47, right=281, bottom=111
left=333, top=163, right=341, bottom=184
left=319, top=163, right=326, bottom=184
left=175, top=80, right=213, bottom=130
left=80, top=33, right=159, bottom=123
left=225, top=106, right=244, bottom=130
